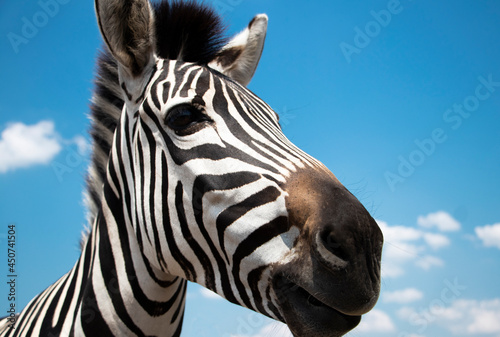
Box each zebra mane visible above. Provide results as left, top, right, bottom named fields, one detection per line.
left=82, top=0, right=228, bottom=247
left=154, top=0, right=227, bottom=63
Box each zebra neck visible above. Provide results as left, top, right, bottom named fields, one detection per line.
left=4, top=185, right=185, bottom=337
left=74, top=180, right=187, bottom=336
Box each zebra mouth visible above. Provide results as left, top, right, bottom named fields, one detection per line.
left=273, top=276, right=361, bottom=337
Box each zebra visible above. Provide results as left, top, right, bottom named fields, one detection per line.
left=0, top=0, right=383, bottom=336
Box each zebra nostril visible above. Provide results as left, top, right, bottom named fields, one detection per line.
left=321, top=231, right=349, bottom=262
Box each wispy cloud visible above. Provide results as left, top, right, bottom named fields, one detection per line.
left=0, top=121, right=62, bottom=173
left=71, top=134, right=91, bottom=156
left=417, top=211, right=461, bottom=232
left=423, top=232, right=451, bottom=250
left=378, top=218, right=452, bottom=278
left=356, top=309, right=396, bottom=333
left=400, top=299, right=500, bottom=335
left=415, top=255, right=444, bottom=270
left=475, top=223, right=500, bottom=249
left=384, top=288, right=424, bottom=304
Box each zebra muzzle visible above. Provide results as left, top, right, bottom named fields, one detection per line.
left=271, top=273, right=362, bottom=337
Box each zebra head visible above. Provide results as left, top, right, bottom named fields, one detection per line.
left=94, top=0, right=383, bottom=336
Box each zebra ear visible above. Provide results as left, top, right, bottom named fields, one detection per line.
left=95, top=0, right=155, bottom=79
left=209, top=14, right=268, bottom=87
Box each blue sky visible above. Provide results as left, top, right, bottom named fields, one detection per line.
left=1, top=0, right=499, bottom=336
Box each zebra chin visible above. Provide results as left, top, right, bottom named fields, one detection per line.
left=270, top=255, right=377, bottom=337
left=269, top=250, right=380, bottom=337
left=272, top=275, right=362, bottom=337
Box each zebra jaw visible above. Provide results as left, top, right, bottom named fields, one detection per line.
left=273, top=276, right=361, bottom=337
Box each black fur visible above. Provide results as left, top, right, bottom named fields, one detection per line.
left=153, top=0, right=227, bottom=64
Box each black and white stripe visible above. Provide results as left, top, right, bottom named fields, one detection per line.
left=0, top=2, right=313, bottom=335
left=0, top=58, right=313, bottom=337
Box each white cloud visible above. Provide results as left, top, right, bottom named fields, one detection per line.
left=415, top=255, right=444, bottom=270
left=377, top=221, right=423, bottom=265
left=400, top=299, right=500, bottom=335
left=200, top=288, right=222, bottom=300
left=379, top=221, right=422, bottom=242
left=381, top=263, right=405, bottom=278
left=475, top=223, right=500, bottom=249
left=466, top=304, right=500, bottom=335
left=383, top=241, right=424, bottom=262
left=384, top=288, right=423, bottom=304
left=72, top=135, right=91, bottom=156
left=423, top=232, right=451, bottom=250
left=231, top=322, right=293, bottom=337
left=356, top=309, right=396, bottom=333
left=377, top=220, right=447, bottom=278
left=417, top=211, right=461, bottom=232
left=396, top=306, right=416, bottom=321
left=0, top=121, right=62, bottom=173
left=0, top=121, right=90, bottom=175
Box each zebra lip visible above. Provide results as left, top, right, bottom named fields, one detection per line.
left=273, top=277, right=361, bottom=337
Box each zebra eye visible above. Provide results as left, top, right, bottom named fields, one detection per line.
left=165, top=105, right=210, bottom=135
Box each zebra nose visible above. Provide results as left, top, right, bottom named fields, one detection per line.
left=282, top=168, right=383, bottom=315
left=314, top=221, right=357, bottom=271
left=284, top=167, right=382, bottom=276
left=317, top=229, right=350, bottom=266
left=312, top=189, right=383, bottom=274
